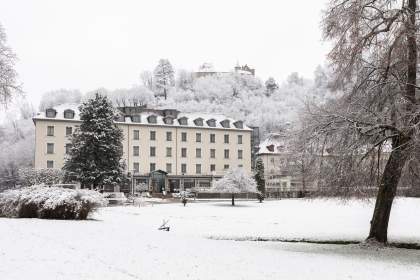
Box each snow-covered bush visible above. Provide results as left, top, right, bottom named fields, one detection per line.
left=18, top=168, right=63, bottom=187
left=0, top=185, right=107, bottom=219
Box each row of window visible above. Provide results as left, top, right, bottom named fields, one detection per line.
left=47, top=126, right=73, bottom=136
left=46, top=160, right=242, bottom=173
left=46, top=126, right=243, bottom=145
left=47, top=143, right=244, bottom=160
left=134, top=146, right=243, bottom=159
left=134, top=162, right=243, bottom=174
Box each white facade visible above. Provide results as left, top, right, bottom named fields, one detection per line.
left=33, top=104, right=253, bottom=192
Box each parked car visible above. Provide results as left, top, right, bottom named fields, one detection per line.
left=103, top=192, right=128, bottom=205
left=50, top=183, right=80, bottom=189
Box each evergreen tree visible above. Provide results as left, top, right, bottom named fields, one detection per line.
left=153, top=58, right=175, bottom=100
left=63, top=93, right=126, bottom=189
left=254, top=158, right=266, bottom=202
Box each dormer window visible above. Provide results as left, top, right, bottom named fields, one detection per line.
left=45, top=108, right=57, bottom=118
left=233, top=121, right=243, bottom=129
left=178, top=117, right=188, bottom=125
left=131, top=115, right=141, bottom=123
left=114, top=114, right=125, bottom=122
left=63, top=109, right=75, bottom=119
left=220, top=119, right=230, bottom=128
left=163, top=117, right=174, bottom=125
left=194, top=118, right=204, bottom=126
left=148, top=115, right=157, bottom=124
left=206, top=119, right=216, bottom=127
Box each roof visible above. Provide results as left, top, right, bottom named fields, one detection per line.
left=33, top=104, right=252, bottom=131
left=257, top=133, right=289, bottom=155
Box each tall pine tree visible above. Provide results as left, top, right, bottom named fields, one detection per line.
left=255, top=158, right=265, bottom=202
left=63, top=93, right=126, bottom=189
left=153, top=59, right=174, bottom=100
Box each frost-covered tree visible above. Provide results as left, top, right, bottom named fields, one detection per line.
left=63, top=93, right=127, bottom=189
left=39, top=89, right=82, bottom=111
left=140, top=70, right=154, bottom=91
left=109, top=86, right=154, bottom=107
left=0, top=22, right=21, bottom=106
left=176, top=69, right=193, bottom=91
left=254, top=158, right=265, bottom=202
left=0, top=102, right=35, bottom=190
left=212, top=168, right=257, bottom=206
left=264, top=77, right=279, bottom=96
left=307, top=0, right=420, bottom=243
left=153, top=59, right=175, bottom=100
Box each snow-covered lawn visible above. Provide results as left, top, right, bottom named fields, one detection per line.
left=1, top=198, right=420, bottom=280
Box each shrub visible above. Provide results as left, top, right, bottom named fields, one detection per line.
left=0, top=185, right=108, bottom=219
left=18, top=168, right=63, bottom=187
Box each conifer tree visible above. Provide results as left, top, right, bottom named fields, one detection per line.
left=63, top=93, right=126, bottom=189
left=153, top=59, right=175, bottom=100
left=255, top=158, right=266, bottom=202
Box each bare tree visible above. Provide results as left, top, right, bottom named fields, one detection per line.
left=308, top=0, right=420, bottom=243
left=0, top=23, right=21, bottom=106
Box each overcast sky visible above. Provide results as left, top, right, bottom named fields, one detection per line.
left=1, top=0, right=329, bottom=107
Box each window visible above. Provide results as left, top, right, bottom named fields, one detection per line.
left=207, top=119, right=216, bottom=127
left=150, top=131, right=156, bottom=140
left=181, top=148, right=187, bottom=158
left=150, top=146, right=156, bottom=157
left=196, top=148, right=201, bottom=158
left=64, top=109, right=75, bottom=119
left=166, top=131, right=172, bottom=141
left=66, top=127, right=72, bottom=136
left=166, top=147, right=172, bottom=157
left=47, top=126, right=54, bottom=136
left=45, top=109, right=56, bottom=118
left=150, top=163, right=156, bottom=172
left=148, top=115, right=157, bottom=124
left=210, top=164, right=216, bottom=172
left=224, top=149, right=229, bottom=159
left=238, top=164, right=243, bottom=168
left=210, top=134, right=215, bottom=143
left=224, top=134, right=229, bottom=144
left=220, top=119, right=230, bottom=128
left=238, top=135, right=243, bottom=144
left=181, top=132, right=187, bottom=142
left=65, top=143, right=71, bottom=154
left=164, top=117, right=173, bottom=125
left=47, top=143, right=54, bottom=154
left=47, top=160, right=54, bottom=168
left=133, top=130, right=139, bottom=140
left=132, top=115, right=141, bottom=123
left=133, top=162, right=139, bottom=173
left=238, top=149, right=243, bottom=159
left=196, top=133, right=201, bottom=143
left=178, top=117, right=188, bottom=125
left=194, top=118, right=204, bottom=126
left=196, top=164, right=201, bottom=174
left=210, top=149, right=216, bottom=158
left=133, top=146, right=140, bottom=156
left=166, top=163, right=172, bottom=174
left=224, top=164, right=230, bottom=170
left=181, top=164, right=187, bottom=174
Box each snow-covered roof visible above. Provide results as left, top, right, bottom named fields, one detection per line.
left=257, top=133, right=289, bottom=155
left=33, top=104, right=252, bottom=131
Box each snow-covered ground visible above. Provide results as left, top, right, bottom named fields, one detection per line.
left=1, top=198, right=420, bottom=280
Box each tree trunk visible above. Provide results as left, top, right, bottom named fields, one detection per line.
left=231, top=194, right=235, bottom=206
left=367, top=137, right=408, bottom=243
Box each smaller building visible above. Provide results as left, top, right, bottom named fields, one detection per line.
left=257, top=133, right=304, bottom=198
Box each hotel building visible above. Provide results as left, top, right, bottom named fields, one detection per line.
left=33, top=104, right=257, bottom=193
